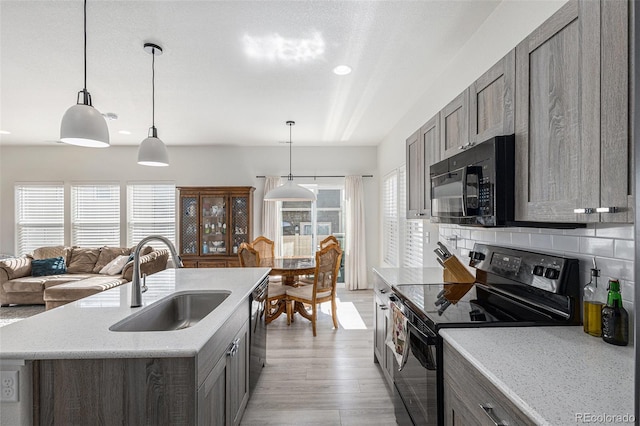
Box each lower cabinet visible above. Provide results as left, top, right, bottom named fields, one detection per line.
left=198, top=319, right=250, bottom=426
left=184, top=258, right=241, bottom=268
left=443, top=341, right=534, bottom=426
left=373, top=272, right=393, bottom=387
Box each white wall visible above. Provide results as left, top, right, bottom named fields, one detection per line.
left=0, top=144, right=379, bottom=285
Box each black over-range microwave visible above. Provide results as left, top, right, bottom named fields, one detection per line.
left=430, top=135, right=514, bottom=226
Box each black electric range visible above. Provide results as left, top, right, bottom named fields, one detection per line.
left=389, top=243, right=581, bottom=426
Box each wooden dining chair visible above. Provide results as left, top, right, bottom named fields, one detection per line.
left=298, top=235, right=340, bottom=285
left=251, top=236, right=282, bottom=283
left=285, top=244, right=342, bottom=336
left=238, top=243, right=286, bottom=324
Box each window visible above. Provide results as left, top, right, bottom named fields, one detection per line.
left=383, top=166, right=424, bottom=268
left=383, top=171, right=398, bottom=266
left=71, top=184, right=120, bottom=247
left=127, top=183, right=176, bottom=248
left=15, top=184, right=64, bottom=256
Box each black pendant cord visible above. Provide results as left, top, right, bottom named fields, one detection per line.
left=83, top=0, right=87, bottom=91
left=152, top=48, right=155, bottom=128
left=289, top=123, right=293, bottom=181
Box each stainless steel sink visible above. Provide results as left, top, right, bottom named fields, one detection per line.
left=110, top=291, right=231, bottom=332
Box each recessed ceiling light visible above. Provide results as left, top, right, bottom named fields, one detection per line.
left=333, top=65, right=352, bottom=76
left=118, top=130, right=131, bottom=135
left=0, top=130, right=11, bottom=135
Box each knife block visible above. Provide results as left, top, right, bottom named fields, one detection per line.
left=442, top=255, right=475, bottom=284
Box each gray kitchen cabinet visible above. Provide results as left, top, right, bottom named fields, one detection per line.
left=443, top=340, right=535, bottom=426
left=198, top=319, right=250, bottom=426
left=373, top=272, right=393, bottom=388
left=440, top=89, right=470, bottom=159
left=469, top=49, right=515, bottom=144
left=406, top=114, right=441, bottom=219
left=514, top=0, right=632, bottom=223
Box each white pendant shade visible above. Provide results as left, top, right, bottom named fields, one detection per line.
left=264, top=180, right=316, bottom=201
left=137, top=136, right=169, bottom=167
left=60, top=104, right=110, bottom=148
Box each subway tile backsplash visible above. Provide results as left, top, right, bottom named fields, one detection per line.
left=438, top=223, right=636, bottom=307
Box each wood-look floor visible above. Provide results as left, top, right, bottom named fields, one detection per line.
left=241, top=287, right=397, bottom=426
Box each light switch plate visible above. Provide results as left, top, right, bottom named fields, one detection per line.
left=1, top=370, right=19, bottom=402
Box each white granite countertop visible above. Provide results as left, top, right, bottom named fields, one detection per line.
left=440, top=327, right=636, bottom=426
left=373, top=267, right=447, bottom=286
left=0, top=267, right=270, bottom=360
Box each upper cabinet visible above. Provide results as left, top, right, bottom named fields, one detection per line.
left=178, top=186, right=255, bottom=267
left=469, top=49, right=515, bottom=144
left=406, top=114, right=441, bottom=218
left=514, top=0, right=631, bottom=223
left=440, top=89, right=470, bottom=159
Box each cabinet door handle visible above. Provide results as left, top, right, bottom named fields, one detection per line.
left=227, top=338, right=240, bottom=357
left=596, top=206, right=618, bottom=213
left=573, top=208, right=595, bottom=214
left=379, top=305, right=389, bottom=310
left=479, top=404, right=508, bottom=426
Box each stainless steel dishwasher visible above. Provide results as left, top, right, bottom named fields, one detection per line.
left=249, top=276, right=268, bottom=395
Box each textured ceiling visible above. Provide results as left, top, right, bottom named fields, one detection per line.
left=0, top=0, right=502, bottom=147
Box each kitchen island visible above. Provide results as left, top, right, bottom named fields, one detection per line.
left=0, top=267, right=270, bottom=426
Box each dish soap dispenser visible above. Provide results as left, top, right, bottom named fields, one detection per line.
left=601, top=278, right=629, bottom=346
left=583, top=259, right=604, bottom=337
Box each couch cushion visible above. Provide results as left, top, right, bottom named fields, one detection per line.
left=93, top=247, right=131, bottom=273
left=31, top=257, right=66, bottom=277
left=32, top=246, right=72, bottom=265
left=42, top=274, right=98, bottom=289
left=44, top=276, right=128, bottom=302
left=3, top=277, right=46, bottom=293
left=0, top=256, right=32, bottom=279
left=67, top=248, right=100, bottom=273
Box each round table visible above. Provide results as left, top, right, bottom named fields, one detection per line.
left=260, top=257, right=315, bottom=287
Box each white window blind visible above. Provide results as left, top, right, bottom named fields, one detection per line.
left=383, top=171, right=398, bottom=266
left=71, top=184, right=120, bottom=247
left=127, top=184, right=176, bottom=248
left=399, top=165, right=424, bottom=267
left=15, top=184, right=64, bottom=256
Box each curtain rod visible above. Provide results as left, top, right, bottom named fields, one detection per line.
left=256, top=174, right=373, bottom=179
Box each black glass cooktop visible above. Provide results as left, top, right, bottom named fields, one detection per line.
left=392, top=282, right=562, bottom=331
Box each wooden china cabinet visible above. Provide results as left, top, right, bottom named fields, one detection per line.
left=177, top=186, right=254, bottom=268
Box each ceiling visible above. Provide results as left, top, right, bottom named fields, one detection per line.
left=0, top=0, right=502, bottom=147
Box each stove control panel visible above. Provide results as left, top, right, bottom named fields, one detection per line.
left=469, top=243, right=579, bottom=296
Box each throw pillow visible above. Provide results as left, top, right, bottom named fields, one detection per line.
left=31, top=246, right=72, bottom=265
left=99, top=255, right=130, bottom=275
left=93, top=246, right=132, bottom=273
left=31, top=256, right=66, bottom=277
left=66, top=248, right=101, bottom=273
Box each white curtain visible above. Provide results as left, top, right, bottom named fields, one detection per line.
left=262, top=177, right=282, bottom=256
left=345, top=176, right=367, bottom=290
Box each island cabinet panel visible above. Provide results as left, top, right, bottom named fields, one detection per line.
left=443, top=341, right=534, bottom=426
left=469, top=49, right=515, bottom=144
left=440, top=89, right=470, bottom=159
left=178, top=186, right=255, bottom=267
left=35, top=357, right=196, bottom=425
left=514, top=0, right=632, bottom=223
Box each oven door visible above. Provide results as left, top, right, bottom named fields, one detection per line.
left=431, top=165, right=482, bottom=223
left=394, top=318, right=439, bottom=426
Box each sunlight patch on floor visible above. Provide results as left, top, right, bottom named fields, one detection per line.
left=320, top=297, right=367, bottom=330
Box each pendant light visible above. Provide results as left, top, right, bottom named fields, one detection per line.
left=264, top=121, right=316, bottom=201
left=60, top=0, right=109, bottom=148
left=137, top=43, right=169, bottom=167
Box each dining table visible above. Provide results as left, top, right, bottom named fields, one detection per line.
left=259, top=256, right=316, bottom=323
left=259, top=257, right=315, bottom=287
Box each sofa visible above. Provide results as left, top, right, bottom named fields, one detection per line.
left=0, top=245, right=169, bottom=310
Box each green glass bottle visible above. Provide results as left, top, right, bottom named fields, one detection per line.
left=601, top=279, right=629, bottom=346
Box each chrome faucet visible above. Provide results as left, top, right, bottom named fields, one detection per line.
left=131, top=235, right=183, bottom=308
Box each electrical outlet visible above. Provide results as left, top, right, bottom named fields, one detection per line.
left=0, top=371, right=19, bottom=402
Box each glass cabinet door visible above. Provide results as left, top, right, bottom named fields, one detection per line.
left=181, top=196, right=198, bottom=255
left=231, top=196, right=249, bottom=255
left=201, top=195, right=226, bottom=255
